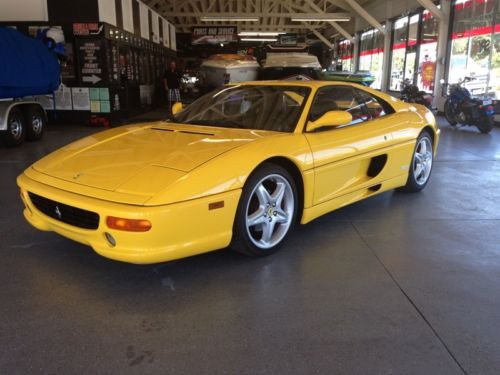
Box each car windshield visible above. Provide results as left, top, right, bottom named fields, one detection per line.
left=173, top=85, right=310, bottom=132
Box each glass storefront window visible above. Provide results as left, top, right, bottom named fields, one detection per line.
left=359, top=29, right=384, bottom=89
left=449, top=0, right=499, bottom=97
left=338, top=40, right=354, bottom=71
left=404, top=14, right=420, bottom=83
left=390, top=17, right=409, bottom=90
left=417, top=10, right=438, bottom=93
left=493, top=31, right=500, bottom=98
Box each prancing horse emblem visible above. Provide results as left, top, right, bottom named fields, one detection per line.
left=54, top=205, right=62, bottom=219
left=73, top=172, right=84, bottom=180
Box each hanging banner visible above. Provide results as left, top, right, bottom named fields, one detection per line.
left=192, top=26, right=237, bottom=45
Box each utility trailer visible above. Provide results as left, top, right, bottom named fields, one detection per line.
left=0, top=27, right=60, bottom=146
left=0, top=98, right=47, bottom=146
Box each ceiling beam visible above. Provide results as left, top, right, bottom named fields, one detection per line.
left=179, top=24, right=324, bottom=30
left=324, top=0, right=351, bottom=11
left=416, top=0, right=444, bottom=19
left=162, top=12, right=352, bottom=18
left=308, top=26, right=334, bottom=48
left=343, top=0, right=385, bottom=34
left=300, top=0, right=354, bottom=41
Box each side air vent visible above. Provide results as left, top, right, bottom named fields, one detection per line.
left=367, top=154, right=388, bottom=178
left=368, top=184, right=382, bottom=192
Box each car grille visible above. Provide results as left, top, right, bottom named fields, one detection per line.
left=28, top=192, right=100, bottom=230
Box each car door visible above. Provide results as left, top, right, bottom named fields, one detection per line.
left=305, top=85, right=406, bottom=206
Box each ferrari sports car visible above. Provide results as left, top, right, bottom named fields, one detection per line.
left=18, top=81, right=439, bottom=264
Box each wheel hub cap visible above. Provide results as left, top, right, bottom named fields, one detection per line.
left=413, top=137, right=433, bottom=185
left=245, top=174, right=294, bottom=249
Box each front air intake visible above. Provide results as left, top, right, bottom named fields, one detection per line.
left=28, top=193, right=100, bottom=230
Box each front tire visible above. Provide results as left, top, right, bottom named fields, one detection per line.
left=444, top=100, right=457, bottom=126
left=476, top=116, right=493, bottom=134
left=231, top=163, right=298, bottom=257
left=398, top=131, right=434, bottom=193
left=1, top=108, right=25, bottom=147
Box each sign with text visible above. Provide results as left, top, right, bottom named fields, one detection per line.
left=192, top=26, right=237, bottom=45
left=73, top=23, right=103, bottom=36
left=279, top=34, right=298, bottom=46
left=78, top=39, right=105, bottom=85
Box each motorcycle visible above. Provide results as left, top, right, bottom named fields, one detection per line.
left=400, top=78, right=434, bottom=109
left=442, top=77, right=496, bottom=134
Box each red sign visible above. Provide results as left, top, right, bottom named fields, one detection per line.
left=73, top=23, right=103, bottom=36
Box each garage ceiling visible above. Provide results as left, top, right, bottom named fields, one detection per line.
left=143, top=0, right=373, bottom=38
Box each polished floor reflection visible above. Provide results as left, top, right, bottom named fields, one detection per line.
left=1, top=118, right=500, bottom=374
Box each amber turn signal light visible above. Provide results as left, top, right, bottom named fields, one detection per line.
left=106, top=216, right=152, bottom=232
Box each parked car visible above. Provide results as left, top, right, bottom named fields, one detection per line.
left=18, top=81, right=439, bottom=264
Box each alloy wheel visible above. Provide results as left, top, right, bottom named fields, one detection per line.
left=413, top=137, right=433, bottom=185
left=245, top=174, right=295, bottom=249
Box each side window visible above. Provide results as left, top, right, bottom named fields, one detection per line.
left=354, top=89, right=395, bottom=121
left=309, top=86, right=370, bottom=126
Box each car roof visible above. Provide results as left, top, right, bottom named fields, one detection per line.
left=237, top=80, right=361, bottom=89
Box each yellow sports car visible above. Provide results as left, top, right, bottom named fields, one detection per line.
left=18, top=81, right=439, bottom=264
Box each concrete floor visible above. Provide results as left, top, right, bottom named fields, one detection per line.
left=1, top=117, right=499, bottom=374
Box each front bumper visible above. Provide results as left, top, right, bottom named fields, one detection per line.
left=17, top=173, right=241, bottom=264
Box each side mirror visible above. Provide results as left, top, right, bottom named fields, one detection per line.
left=307, top=110, right=353, bottom=132
left=172, top=102, right=183, bottom=116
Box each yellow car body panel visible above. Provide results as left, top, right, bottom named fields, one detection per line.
left=17, top=81, right=439, bottom=264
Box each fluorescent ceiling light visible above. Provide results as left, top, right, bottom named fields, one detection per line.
left=200, top=16, right=259, bottom=22
left=291, top=17, right=350, bottom=22
left=240, top=38, right=278, bottom=42
left=238, top=31, right=285, bottom=36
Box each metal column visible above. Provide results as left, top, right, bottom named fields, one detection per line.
left=433, top=0, right=451, bottom=111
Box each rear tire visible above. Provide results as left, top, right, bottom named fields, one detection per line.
left=1, top=108, right=25, bottom=147
left=25, top=105, right=45, bottom=141
left=444, top=100, right=457, bottom=126
left=231, top=163, right=298, bottom=257
left=398, top=131, right=434, bottom=193
left=476, top=116, right=493, bottom=134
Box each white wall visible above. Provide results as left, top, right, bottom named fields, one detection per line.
left=152, top=14, right=159, bottom=43
left=162, top=18, right=170, bottom=48
left=139, top=1, right=149, bottom=39
left=122, top=0, right=134, bottom=33
left=169, top=23, right=176, bottom=51
left=98, top=0, right=117, bottom=26
left=0, top=0, right=48, bottom=21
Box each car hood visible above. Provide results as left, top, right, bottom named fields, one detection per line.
left=33, top=122, right=275, bottom=194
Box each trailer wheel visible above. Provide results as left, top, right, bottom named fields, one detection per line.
left=1, top=108, right=25, bottom=147
left=25, top=105, right=45, bottom=141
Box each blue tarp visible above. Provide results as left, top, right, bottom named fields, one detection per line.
left=0, top=27, right=60, bottom=99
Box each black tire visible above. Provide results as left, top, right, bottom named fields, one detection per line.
left=1, top=108, right=25, bottom=147
left=444, top=99, right=457, bottom=126
left=476, top=115, right=493, bottom=134
left=398, top=131, right=434, bottom=193
left=231, top=163, right=298, bottom=257
left=25, top=105, right=46, bottom=141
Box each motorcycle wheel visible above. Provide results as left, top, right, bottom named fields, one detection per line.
left=476, top=116, right=493, bottom=134
left=444, top=100, right=457, bottom=126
